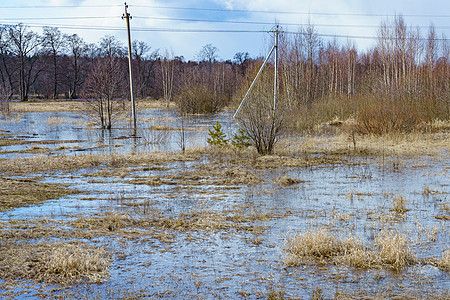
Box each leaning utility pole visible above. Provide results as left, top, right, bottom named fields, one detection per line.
left=122, top=2, right=137, bottom=132
left=233, top=25, right=281, bottom=119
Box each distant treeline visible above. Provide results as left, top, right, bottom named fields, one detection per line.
left=0, top=17, right=448, bottom=125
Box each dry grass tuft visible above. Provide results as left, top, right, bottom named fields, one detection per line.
left=0, top=241, right=110, bottom=283
left=275, top=175, right=305, bottom=186
left=44, top=243, right=111, bottom=283
left=437, top=250, right=450, bottom=271
left=72, top=211, right=135, bottom=232
left=284, top=229, right=415, bottom=270
left=391, top=195, right=409, bottom=214
left=373, top=230, right=416, bottom=270
left=46, top=116, right=66, bottom=125
left=283, top=229, right=365, bottom=266
left=267, top=288, right=286, bottom=300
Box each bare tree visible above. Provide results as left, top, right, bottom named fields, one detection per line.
left=7, top=23, right=43, bottom=101
left=42, top=27, right=66, bottom=99
left=0, top=82, right=11, bottom=113
left=130, top=40, right=160, bottom=99
left=196, top=44, right=219, bottom=65
left=99, top=35, right=124, bottom=58
left=160, top=49, right=174, bottom=107
left=0, top=25, right=14, bottom=103
left=65, top=34, right=87, bottom=100
left=83, top=57, right=127, bottom=129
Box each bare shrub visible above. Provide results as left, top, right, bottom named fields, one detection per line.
left=139, top=127, right=170, bottom=145
left=82, top=57, right=127, bottom=129
left=356, top=98, right=422, bottom=135
left=235, top=69, right=285, bottom=155
left=176, top=85, right=223, bottom=114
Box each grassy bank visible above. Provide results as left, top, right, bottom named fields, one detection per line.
left=8, top=99, right=176, bottom=113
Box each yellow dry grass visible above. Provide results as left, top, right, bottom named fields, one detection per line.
left=71, top=205, right=278, bottom=234
left=391, top=195, right=409, bottom=214
left=46, top=116, right=66, bottom=125
left=0, top=152, right=197, bottom=175
left=374, top=230, right=416, bottom=270
left=9, top=99, right=175, bottom=113
left=0, top=241, right=110, bottom=283
left=284, top=229, right=415, bottom=270
left=437, top=250, right=450, bottom=271
left=284, top=131, right=450, bottom=156
left=283, top=229, right=366, bottom=265
left=0, top=177, right=77, bottom=212
left=10, top=101, right=81, bottom=112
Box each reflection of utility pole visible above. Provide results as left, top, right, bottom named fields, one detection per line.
left=122, top=2, right=136, bottom=133
left=233, top=25, right=281, bottom=119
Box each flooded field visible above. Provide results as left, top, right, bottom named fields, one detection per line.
left=0, top=108, right=449, bottom=299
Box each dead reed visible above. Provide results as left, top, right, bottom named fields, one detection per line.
left=373, top=230, right=416, bottom=270
left=391, top=195, right=409, bottom=214
left=0, top=241, right=110, bottom=283
left=286, top=131, right=449, bottom=156
left=284, top=229, right=415, bottom=270
left=437, top=250, right=450, bottom=271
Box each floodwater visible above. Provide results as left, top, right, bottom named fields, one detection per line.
left=0, top=109, right=449, bottom=299
left=0, top=109, right=237, bottom=157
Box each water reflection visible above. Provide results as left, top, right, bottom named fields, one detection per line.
left=0, top=108, right=237, bottom=157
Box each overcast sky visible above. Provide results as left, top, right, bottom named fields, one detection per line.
left=1, top=0, right=449, bottom=60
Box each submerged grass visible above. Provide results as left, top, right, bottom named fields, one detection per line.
left=0, top=177, right=78, bottom=212
left=71, top=204, right=283, bottom=235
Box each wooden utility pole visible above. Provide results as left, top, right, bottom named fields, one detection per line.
left=122, top=2, right=137, bottom=132
left=273, top=24, right=279, bottom=113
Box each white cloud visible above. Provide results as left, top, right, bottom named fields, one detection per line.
left=2, top=0, right=448, bottom=59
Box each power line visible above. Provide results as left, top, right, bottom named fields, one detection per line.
left=135, top=16, right=450, bottom=29
left=1, top=21, right=446, bottom=41
left=2, top=15, right=448, bottom=30
left=0, top=5, right=122, bottom=8
left=131, top=5, right=450, bottom=18
left=0, top=17, right=119, bottom=21
left=1, top=14, right=448, bottom=29
left=1, top=3, right=448, bottom=19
